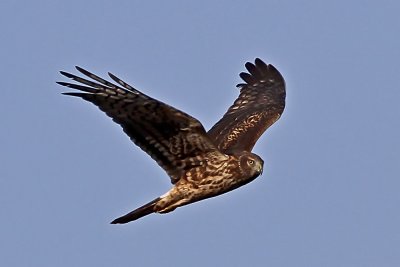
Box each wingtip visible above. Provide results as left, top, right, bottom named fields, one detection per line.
left=59, top=70, right=74, bottom=78
left=238, top=58, right=285, bottom=88
left=244, top=62, right=254, bottom=70
left=254, top=58, right=269, bottom=69
left=61, top=92, right=87, bottom=98
left=236, top=83, right=246, bottom=88
left=239, top=72, right=255, bottom=84
left=56, top=81, right=71, bottom=87
left=254, top=58, right=263, bottom=65
left=267, top=63, right=279, bottom=72
left=75, top=66, right=89, bottom=75
left=108, top=72, right=117, bottom=80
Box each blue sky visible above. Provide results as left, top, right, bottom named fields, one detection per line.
left=1, top=1, right=399, bottom=266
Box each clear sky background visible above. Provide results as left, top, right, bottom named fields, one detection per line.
left=1, top=1, right=399, bottom=266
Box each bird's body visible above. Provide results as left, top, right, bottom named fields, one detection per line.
left=58, top=58, right=285, bottom=224
left=110, top=152, right=263, bottom=224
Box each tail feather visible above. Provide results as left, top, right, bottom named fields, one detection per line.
left=111, top=197, right=161, bottom=224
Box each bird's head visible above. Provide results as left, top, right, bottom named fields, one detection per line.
left=238, top=152, right=264, bottom=178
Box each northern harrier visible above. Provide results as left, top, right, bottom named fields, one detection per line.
left=57, top=58, right=285, bottom=224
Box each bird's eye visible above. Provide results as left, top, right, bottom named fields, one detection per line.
left=248, top=159, right=254, bottom=165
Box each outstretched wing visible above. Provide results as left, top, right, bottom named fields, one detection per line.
left=58, top=67, right=219, bottom=184
left=207, top=58, right=285, bottom=153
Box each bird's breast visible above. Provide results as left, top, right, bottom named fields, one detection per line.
left=181, top=157, right=256, bottom=202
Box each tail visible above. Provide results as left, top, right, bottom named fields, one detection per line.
left=110, top=197, right=161, bottom=224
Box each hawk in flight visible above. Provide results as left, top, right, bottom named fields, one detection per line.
left=58, top=58, right=286, bottom=224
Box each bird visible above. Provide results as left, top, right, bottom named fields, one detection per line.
left=57, top=58, right=286, bottom=224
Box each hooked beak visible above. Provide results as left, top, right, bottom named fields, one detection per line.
left=256, top=162, right=263, bottom=175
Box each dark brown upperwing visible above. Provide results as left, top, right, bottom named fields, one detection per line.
left=58, top=67, right=219, bottom=184
left=207, top=58, right=285, bottom=153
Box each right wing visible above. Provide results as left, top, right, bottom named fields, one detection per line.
left=207, top=58, right=286, bottom=153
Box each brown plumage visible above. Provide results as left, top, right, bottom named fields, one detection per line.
left=57, top=58, right=286, bottom=224
left=208, top=59, right=285, bottom=153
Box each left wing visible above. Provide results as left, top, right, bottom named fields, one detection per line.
left=58, top=67, right=219, bottom=184
left=207, top=58, right=286, bottom=153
